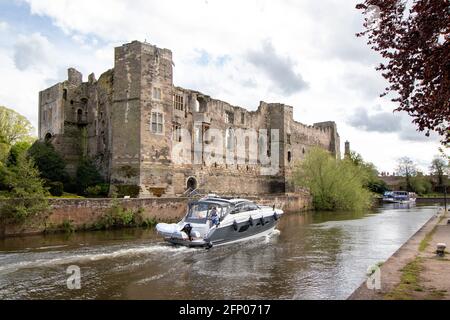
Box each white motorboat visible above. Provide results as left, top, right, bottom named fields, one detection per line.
left=156, top=196, right=284, bottom=248
left=383, top=191, right=417, bottom=204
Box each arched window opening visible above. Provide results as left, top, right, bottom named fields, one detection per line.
left=77, top=109, right=83, bottom=122
left=45, top=133, right=52, bottom=142
left=187, top=177, right=198, bottom=191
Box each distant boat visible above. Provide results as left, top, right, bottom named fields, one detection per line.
left=383, top=191, right=417, bottom=204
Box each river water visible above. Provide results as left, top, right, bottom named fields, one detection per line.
left=0, top=203, right=442, bottom=300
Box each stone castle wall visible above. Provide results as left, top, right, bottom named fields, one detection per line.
left=38, top=40, right=341, bottom=198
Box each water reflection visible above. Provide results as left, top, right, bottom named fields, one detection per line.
left=0, top=204, right=440, bottom=300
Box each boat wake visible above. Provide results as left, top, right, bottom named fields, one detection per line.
left=0, top=243, right=195, bottom=275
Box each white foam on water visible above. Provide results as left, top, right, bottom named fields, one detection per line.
left=0, top=243, right=194, bottom=275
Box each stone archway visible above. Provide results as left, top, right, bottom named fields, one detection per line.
left=45, top=133, right=52, bottom=142
left=187, top=177, right=198, bottom=191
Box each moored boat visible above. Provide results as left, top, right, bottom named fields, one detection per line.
left=383, top=191, right=417, bottom=204
left=156, top=196, right=284, bottom=248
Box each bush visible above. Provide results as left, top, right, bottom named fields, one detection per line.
left=76, top=159, right=104, bottom=196
left=28, top=142, right=69, bottom=184
left=93, top=202, right=142, bottom=230
left=114, top=185, right=140, bottom=198
left=293, top=148, right=373, bottom=212
left=0, top=152, right=48, bottom=224
left=47, top=181, right=64, bottom=197
left=85, top=184, right=109, bottom=198
left=410, top=175, right=433, bottom=195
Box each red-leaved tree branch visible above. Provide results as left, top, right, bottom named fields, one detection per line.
left=356, top=0, right=449, bottom=144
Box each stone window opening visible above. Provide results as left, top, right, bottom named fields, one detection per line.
left=173, top=94, right=184, bottom=111
left=70, top=100, right=74, bottom=105
left=287, top=134, right=291, bottom=145
left=225, top=111, right=234, bottom=124
left=197, top=97, right=208, bottom=113
left=44, top=133, right=52, bottom=142
left=63, top=89, right=67, bottom=100
left=241, top=113, right=245, bottom=125
left=302, top=147, right=306, bottom=154
left=195, top=126, right=202, bottom=144
left=193, top=99, right=200, bottom=112
left=153, top=87, right=162, bottom=100
left=77, top=109, right=83, bottom=122
left=288, top=151, right=292, bottom=163
left=187, top=177, right=198, bottom=191
left=151, top=112, right=164, bottom=134
left=226, top=128, right=234, bottom=151
left=173, top=123, right=182, bottom=142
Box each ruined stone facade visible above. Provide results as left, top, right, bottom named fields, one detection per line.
left=39, top=41, right=341, bottom=198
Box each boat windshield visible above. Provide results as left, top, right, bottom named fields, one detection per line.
left=185, top=202, right=228, bottom=224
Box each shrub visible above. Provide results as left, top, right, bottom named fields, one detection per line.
left=47, top=181, right=64, bottom=197
left=28, top=142, right=69, bottom=184
left=76, top=159, right=104, bottom=196
left=85, top=184, right=109, bottom=198
left=293, top=147, right=373, bottom=212
left=93, top=202, right=142, bottom=230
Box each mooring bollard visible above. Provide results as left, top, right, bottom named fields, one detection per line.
left=436, top=243, right=447, bottom=257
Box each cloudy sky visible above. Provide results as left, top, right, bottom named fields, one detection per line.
left=0, top=0, right=445, bottom=173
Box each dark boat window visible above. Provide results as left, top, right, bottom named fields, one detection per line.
left=231, top=202, right=258, bottom=214
left=239, top=225, right=250, bottom=233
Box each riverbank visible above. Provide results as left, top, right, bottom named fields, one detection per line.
left=349, top=208, right=450, bottom=300
left=1, top=193, right=312, bottom=238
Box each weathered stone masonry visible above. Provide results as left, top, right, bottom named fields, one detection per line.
left=39, top=40, right=341, bottom=198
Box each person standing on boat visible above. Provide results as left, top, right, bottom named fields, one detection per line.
left=210, top=207, right=220, bottom=227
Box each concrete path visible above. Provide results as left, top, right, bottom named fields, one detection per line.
left=349, top=209, right=450, bottom=300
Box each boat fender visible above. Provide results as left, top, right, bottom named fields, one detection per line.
left=233, top=220, right=239, bottom=231
left=249, top=216, right=254, bottom=226
left=273, top=212, right=278, bottom=221
left=260, top=216, right=265, bottom=226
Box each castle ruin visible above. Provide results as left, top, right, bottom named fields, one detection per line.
left=39, top=41, right=341, bottom=198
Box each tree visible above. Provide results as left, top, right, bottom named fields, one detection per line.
left=0, top=106, right=35, bottom=145
left=410, top=172, right=433, bottom=195
left=293, top=148, right=373, bottom=212
left=0, top=147, right=48, bottom=235
left=356, top=0, right=450, bottom=144
left=430, top=155, right=449, bottom=187
left=396, top=157, right=418, bottom=191
left=76, top=159, right=104, bottom=195
left=348, top=151, right=389, bottom=194
left=28, top=141, right=69, bottom=184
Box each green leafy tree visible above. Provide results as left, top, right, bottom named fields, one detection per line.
left=28, top=141, right=69, bottom=184
left=293, top=148, right=373, bottom=212
left=409, top=172, right=433, bottom=195
left=6, top=141, right=32, bottom=166
left=76, top=159, right=104, bottom=196
left=430, top=155, right=449, bottom=188
left=0, top=106, right=35, bottom=145
left=348, top=152, right=389, bottom=194
left=0, top=149, right=48, bottom=236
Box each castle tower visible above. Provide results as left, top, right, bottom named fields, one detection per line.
left=345, top=141, right=351, bottom=158
left=110, top=41, right=174, bottom=197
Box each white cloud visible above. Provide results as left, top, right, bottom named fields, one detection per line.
left=0, top=21, right=8, bottom=32
left=1, top=0, right=443, bottom=172
left=13, top=32, right=55, bottom=71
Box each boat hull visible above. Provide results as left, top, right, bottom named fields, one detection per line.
left=165, top=216, right=279, bottom=248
